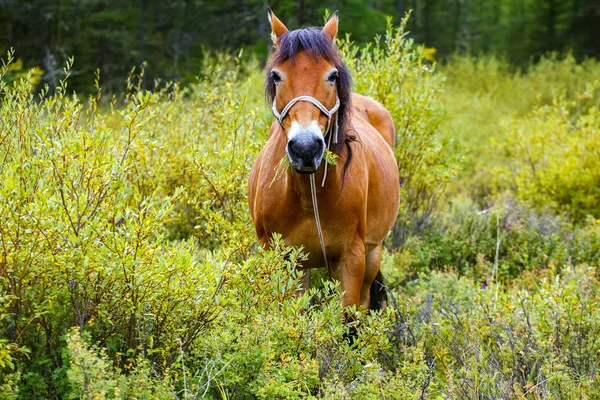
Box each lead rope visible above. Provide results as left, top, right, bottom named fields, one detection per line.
left=309, top=174, right=330, bottom=272
left=321, top=116, right=338, bottom=187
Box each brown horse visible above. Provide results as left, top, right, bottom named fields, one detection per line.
left=248, top=9, right=399, bottom=310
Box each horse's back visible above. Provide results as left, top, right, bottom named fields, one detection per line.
left=351, top=93, right=395, bottom=148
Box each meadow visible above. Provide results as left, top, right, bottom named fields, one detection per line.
left=1, top=20, right=599, bottom=399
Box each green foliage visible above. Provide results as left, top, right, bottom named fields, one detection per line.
left=66, top=329, right=127, bottom=399
left=66, top=328, right=173, bottom=399
left=375, top=47, right=600, bottom=399
left=0, top=294, right=23, bottom=400
left=0, top=54, right=252, bottom=397
left=3, top=0, right=599, bottom=93
left=386, top=197, right=600, bottom=285
left=497, top=84, right=600, bottom=220
left=440, top=54, right=600, bottom=203
left=2, top=18, right=600, bottom=399
left=403, top=266, right=600, bottom=398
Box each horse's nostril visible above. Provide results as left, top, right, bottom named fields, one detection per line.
left=287, top=139, right=300, bottom=157
left=306, top=141, right=318, bottom=155
left=313, top=138, right=324, bottom=155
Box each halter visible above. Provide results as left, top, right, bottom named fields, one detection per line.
left=272, top=95, right=340, bottom=187
left=272, top=95, right=340, bottom=142
left=272, top=95, right=341, bottom=273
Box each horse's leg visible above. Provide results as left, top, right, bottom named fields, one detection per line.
left=331, top=237, right=366, bottom=308
left=258, top=235, right=269, bottom=248
left=300, top=268, right=311, bottom=293
left=360, top=244, right=382, bottom=309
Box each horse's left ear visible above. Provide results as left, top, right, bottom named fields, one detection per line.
left=322, top=11, right=339, bottom=44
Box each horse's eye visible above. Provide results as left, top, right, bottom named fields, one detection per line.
left=327, top=71, right=339, bottom=84
left=271, top=71, right=282, bottom=85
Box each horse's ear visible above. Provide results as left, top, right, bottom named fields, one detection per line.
left=322, top=11, right=339, bottom=44
left=267, top=7, right=289, bottom=46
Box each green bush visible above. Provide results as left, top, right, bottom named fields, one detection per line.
left=496, top=83, right=600, bottom=220
left=0, top=294, right=22, bottom=400
left=440, top=54, right=600, bottom=203
left=400, top=265, right=600, bottom=399
left=384, top=197, right=600, bottom=285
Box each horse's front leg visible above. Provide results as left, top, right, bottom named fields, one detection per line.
left=331, top=236, right=366, bottom=308
left=299, top=268, right=310, bottom=293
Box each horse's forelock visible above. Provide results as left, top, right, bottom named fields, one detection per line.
left=265, top=27, right=353, bottom=158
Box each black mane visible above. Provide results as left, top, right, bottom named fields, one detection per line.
left=265, top=27, right=354, bottom=165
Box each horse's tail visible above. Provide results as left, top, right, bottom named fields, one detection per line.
left=369, top=270, right=387, bottom=310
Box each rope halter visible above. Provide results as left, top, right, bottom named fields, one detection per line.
left=272, top=95, right=340, bottom=145
left=272, top=95, right=340, bottom=187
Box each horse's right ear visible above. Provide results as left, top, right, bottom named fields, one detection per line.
left=267, top=7, right=289, bottom=46
left=322, top=10, right=339, bottom=44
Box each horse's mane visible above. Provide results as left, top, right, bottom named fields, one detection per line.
left=265, top=27, right=355, bottom=173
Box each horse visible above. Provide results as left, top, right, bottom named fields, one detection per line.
left=248, top=9, right=399, bottom=310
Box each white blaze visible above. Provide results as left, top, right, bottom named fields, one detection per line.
left=287, top=120, right=324, bottom=141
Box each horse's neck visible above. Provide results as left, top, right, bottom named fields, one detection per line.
left=286, top=161, right=339, bottom=208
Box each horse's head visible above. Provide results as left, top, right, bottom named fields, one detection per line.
left=265, top=9, right=351, bottom=174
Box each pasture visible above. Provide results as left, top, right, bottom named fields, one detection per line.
left=1, top=20, right=600, bottom=399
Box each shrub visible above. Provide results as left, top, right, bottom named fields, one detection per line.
left=0, top=290, right=21, bottom=399
left=384, top=197, right=600, bottom=285
left=401, top=265, right=600, bottom=399
left=496, top=82, right=600, bottom=220
left=439, top=54, right=600, bottom=205
left=66, top=328, right=174, bottom=399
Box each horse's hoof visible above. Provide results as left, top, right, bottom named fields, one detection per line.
left=344, top=325, right=358, bottom=347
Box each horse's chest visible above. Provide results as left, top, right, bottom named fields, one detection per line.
left=263, top=206, right=320, bottom=246
left=260, top=204, right=346, bottom=267
left=284, top=220, right=334, bottom=268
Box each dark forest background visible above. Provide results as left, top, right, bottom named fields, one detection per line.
left=2, top=0, right=599, bottom=92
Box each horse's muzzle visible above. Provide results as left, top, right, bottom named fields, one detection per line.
left=286, top=134, right=325, bottom=174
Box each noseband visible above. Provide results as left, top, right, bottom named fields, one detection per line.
left=272, top=95, right=340, bottom=145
